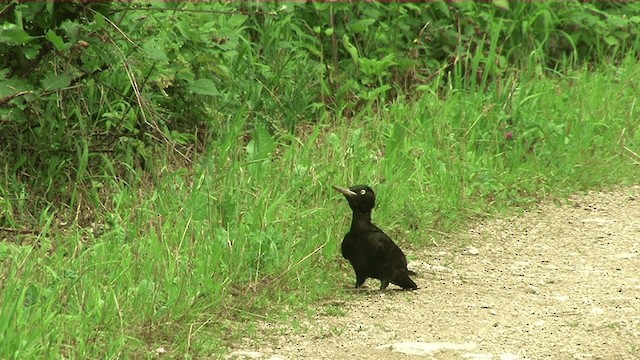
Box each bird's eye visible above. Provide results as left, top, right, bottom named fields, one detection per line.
left=360, top=189, right=366, bottom=195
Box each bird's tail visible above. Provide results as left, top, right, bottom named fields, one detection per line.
left=394, top=271, right=418, bottom=290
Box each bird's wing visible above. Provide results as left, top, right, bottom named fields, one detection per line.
left=367, top=229, right=408, bottom=268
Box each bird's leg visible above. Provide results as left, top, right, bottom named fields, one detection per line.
left=355, top=274, right=366, bottom=289
left=379, top=280, right=389, bottom=291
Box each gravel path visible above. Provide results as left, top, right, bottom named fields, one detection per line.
left=227, top=186, right=640, bottom=359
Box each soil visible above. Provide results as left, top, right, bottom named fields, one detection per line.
left=227, top=186, right=640, bottom=359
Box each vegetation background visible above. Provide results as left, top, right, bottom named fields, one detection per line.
left=1, top=1, right=639, bottom=358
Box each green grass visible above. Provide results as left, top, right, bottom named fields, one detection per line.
left=2, top=59, right=640, bottom=359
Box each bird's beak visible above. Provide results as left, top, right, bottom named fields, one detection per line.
left=332, top=185, right=356, bottom=197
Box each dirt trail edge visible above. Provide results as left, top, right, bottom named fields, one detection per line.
left=227, top=187, right=640, bottom=360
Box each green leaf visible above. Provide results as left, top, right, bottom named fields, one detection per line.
left=41, top=73, right=71, bottom=91
left=342, top=35, right=359, bottom=63
left=604, top=35, right=620, bottom=46
left=60, top=21, right=81, bottom=41
left=433, top=1, right=450, bottom=17
left=94, top=13, right=106, bottom=28
left=607, top=16, right=628, bottom=29
left=188, top=78, right=219, bottom=96
left=313, top=3, right=330, bottom=11
left=169, top=130, right=194, bottom=145
left=23, top=44, right=41, bottom=60
left=363, top=84, right=391, bottom=100
left=143, top=40, right=168, bottom=62
left=247, top=126, right=276, bottom=161
left=0, top=23, right=35, bottom=45
left=350, top=18, right=376, bottom=33
left=396, top=58, right=419, bottom=71
left=492, top=0, right=510, bottom=11
left=385, top=122, right=405, bottom=158
left=45, top=30, right=66, bottom=50
left=453, top=1, right=476, bottom=13
left=227, top=14, right=247, bottom=28
left=0, top=78, right=33, bottom=97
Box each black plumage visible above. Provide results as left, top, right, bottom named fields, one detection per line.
left=333, top=185, right=418, bottom=290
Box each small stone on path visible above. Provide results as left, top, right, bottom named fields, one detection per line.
left=378, top=342, right=476, bottom=356
left=498, top=354, right=522, bottom=360
left=525, top=285, right=539, bottom=294
left=225, top=350, right=263, bottom=359
left=465, top=246, right=480, bottom=255
left=612, top=252, right=638, bottom=259
left=462, top=354, right=494, bottom=360
left=581, top=217, right=612, bottom=225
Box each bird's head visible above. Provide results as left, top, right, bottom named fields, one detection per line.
left=332, top=185, right=376, bottom=213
